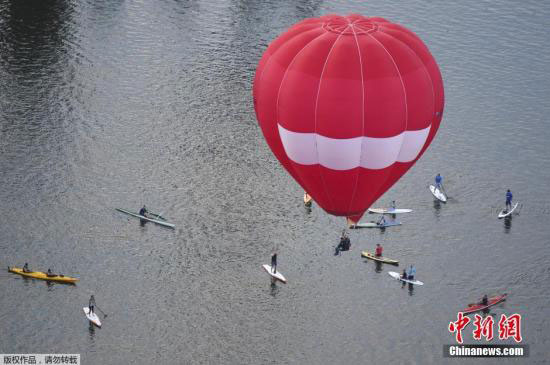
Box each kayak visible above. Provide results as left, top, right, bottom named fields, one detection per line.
left=8, top=267, right=79, bottom=284
left=115, top=208, right=175, bottom=229
left=462, top=294, right=507, bottom=314
left=498, top=203, right=518, bottom=219
left=429, top=185, right=447, bottom=202
left=361, top=251, right=399, bottom=265
left=262, top=264, right=287, bottom=283
left=83, top=307, right=101, bottom=327
left=304, top=193, right=312, bottom=207
left=368, top=208, right=413, bottom=214
left=388, top=271, right=424, bottom=285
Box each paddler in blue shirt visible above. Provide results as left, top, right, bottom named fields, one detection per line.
left=435, top=174, right=443, bottom=190
left=139, top=205, right=148, bottom=217
left=407, top=265, right=416, bottom=280
left=505, top=190, right=513, bottom=211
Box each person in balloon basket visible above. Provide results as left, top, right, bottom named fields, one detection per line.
left=435, top=174, right=443, bottom=190
left=271, top=253, right=277, bottom=274
left=339, top=230, right=351, bottom=251
left=375, top=244, right=383, bottom=257
left=505, top=190, right=513, bottom=211
left=407, top=265, right=416, bottom=281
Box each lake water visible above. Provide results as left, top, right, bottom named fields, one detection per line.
left=1, top=0, right=549, bottom=364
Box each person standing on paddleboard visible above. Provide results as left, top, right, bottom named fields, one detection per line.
left=506, top=190, right=513, bottom=211
left=89, top=295, right=96, bottom=315
left=271, top=253, right=277, bottom=274
left=407, top=265, right=416, bottom=280
left=375, top=244, right=383, bottom=257
left=435, top=174, right=443, bottom=190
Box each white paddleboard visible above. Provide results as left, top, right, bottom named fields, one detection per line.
left=368, top=208, right=412, bottom=214
left=388, top=271, right=424, bottom=286
left=83, top=307, right=101, bottom=327
left=498, top=202, right=519, bottom=218
left=349, top=221, right=401, bottom=229
left=429, top=185, right=447, bottom=202
left=262, top=264, right=287, bottom=283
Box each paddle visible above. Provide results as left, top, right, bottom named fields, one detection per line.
left=95, top=305, right=108, bottom=318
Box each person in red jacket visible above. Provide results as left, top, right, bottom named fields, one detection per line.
left=375, top=244, right=383, bottom=257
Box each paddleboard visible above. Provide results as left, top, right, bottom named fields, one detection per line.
left=304, top=193, right=312, bottom=207
left=262, top=264, right=287, bottom=283
left=115, top=208, right=175, bottom=229
left=83, top=307, right=101, bottom=327
left=388, top=271, right=424, bottom=286
left=368, top=208, right=412, bottom=214
left=462, top=294, right=507, bottom=314
left=361, top=251, right=399, bottom=265
left=349, top=221, right=401, bottom=229
left=429, top=185, right=447, bottom=202
left=498, top=203, right=518, bottom=218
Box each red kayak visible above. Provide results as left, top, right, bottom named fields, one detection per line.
left=462, top=294, right=507, bottom=314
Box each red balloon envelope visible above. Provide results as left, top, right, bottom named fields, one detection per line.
left=253, top=14, right=444, bottom=222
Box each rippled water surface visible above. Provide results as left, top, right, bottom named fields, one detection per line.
left=1, top=0, right=549, bottom=364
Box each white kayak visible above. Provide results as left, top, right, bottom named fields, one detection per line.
left=83, top=307, right=101, bottom=327
left=388, top=271, right=424, bottom=286
left=116, top=208, right=175, bottom=229
left=262, top=264, right=287, bottom=283
left=349, top=220, right=402, bottom=229
left=368, top=208, right=413, bottom=214
left=429, top=185, right=447, bottom=202
left=498, top=202, right=519, bottom=218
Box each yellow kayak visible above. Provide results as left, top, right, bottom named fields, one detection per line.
left=361, top=251, right=399, bottom=265
left=8, top=267, right=79, bottom=284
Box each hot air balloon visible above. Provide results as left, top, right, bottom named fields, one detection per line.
left=253, top=14, right=444, bottom=222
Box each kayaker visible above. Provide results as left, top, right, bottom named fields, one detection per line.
left=391, top=200, right=396, bottom=209
left=435, top=174, right=443, bottom=189
left=377, top=215, right=386, bottom=226
left=89, top=295, right=96, bottom=315
left=407, top=265, right=416, bottom=280
left=401, top=268, right=408, bottom=279
left=375, top=244, right=383, bottom=257
left=505, top=189, right=513, bottom=211
left=480, top=294, right=488, bottom=306
left=139, top=205, right=148, bottom=217
left=47, top=268, right=55, bottom=277
left=23, top=263, right=31, bottom=273
left=271, top=253, right=277, bottom=274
